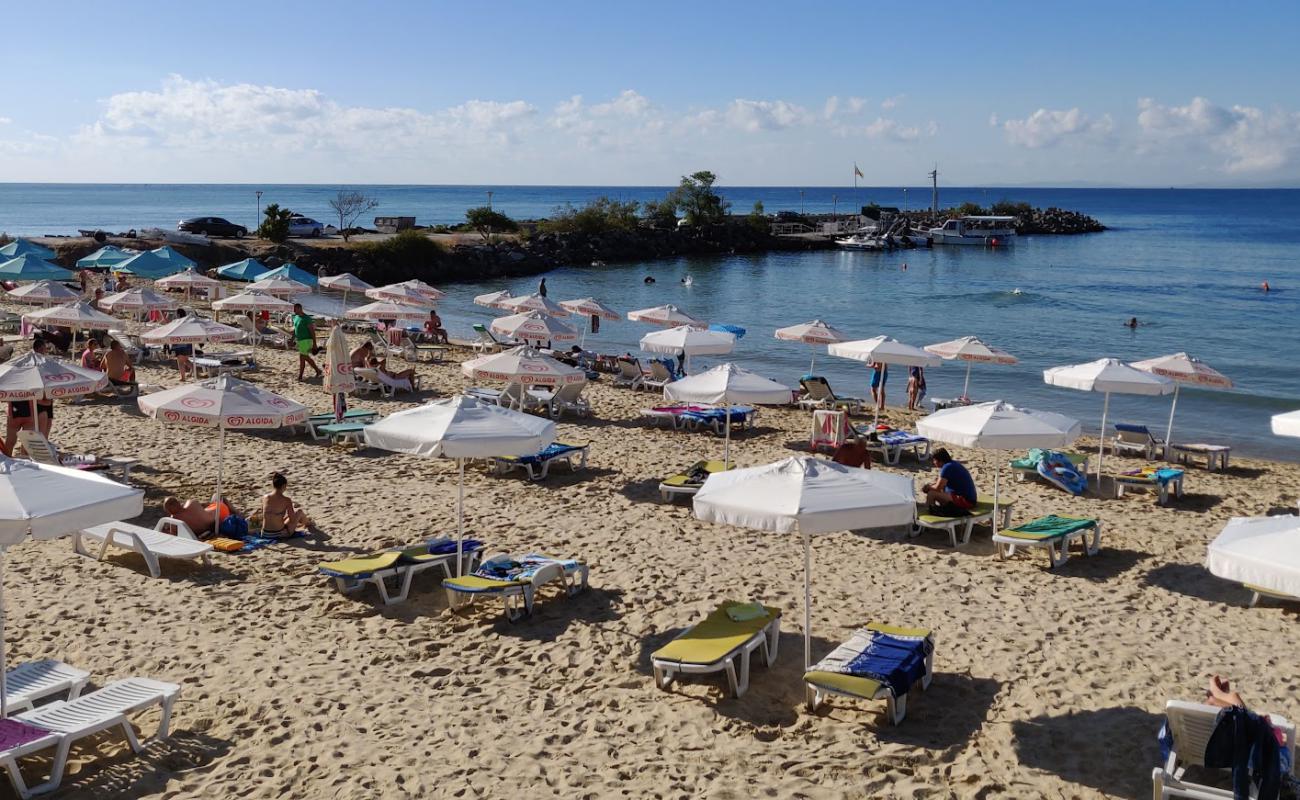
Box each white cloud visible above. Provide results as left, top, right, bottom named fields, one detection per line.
left=881, top=94, right=904, bottom=110
left=1001, top=107, right=1113, bottom=148
left=823, top=96, right=867, bottom=119
left=0, top=117, right=11, bottom=126
left=1137, top=96, right=1300, bottom=173
left=724, top=99, right=811, bottom=132
left=988, top=113, right=999, bottom=127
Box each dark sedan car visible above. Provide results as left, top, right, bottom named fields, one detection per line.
left=178, top=216, right=247, bottom=238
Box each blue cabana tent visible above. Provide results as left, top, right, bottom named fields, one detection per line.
left=151, top=245, right=198, bottom=270
left=216, top=258, right=270, bottom=282
left=0, top=254, right=75, bottom=282
left=114, top=250, right=184, bottom=280
left=258, top=263, right=318, bottom=288
left=0, top=239, right=56, bottom=260
left=76, top=245, right=133, bottom=270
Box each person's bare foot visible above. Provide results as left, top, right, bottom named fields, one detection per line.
left=1207, top=675, right=1245, bottom=708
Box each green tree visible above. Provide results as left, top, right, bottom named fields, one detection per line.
left=671, top=170, right=730, bottom=226
left=955, top=201, right=987, bottom=217
left=464, top=206, right=519, bottom=243
left=540, top=196, right=641, bottom=234
left=747, top=200, right=768, bottom=232
left=642, top=196, right=680, bottom=229
left=256, top=203, right=293, bottom=243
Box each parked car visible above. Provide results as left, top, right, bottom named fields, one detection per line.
left=177, top=216, right=247, bottom=238
left=288, top=216, right=324, bottom=237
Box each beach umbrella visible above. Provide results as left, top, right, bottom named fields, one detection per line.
left=155, top=268, right=220, bottom=302
left=663, top=363, right=792, bottom=465
left=627, top=304, right=705, bottom=329
left=1273, top=411, right=1300, bottom=439
left=368, top=280, right=445, bottom=305
left=0, top=255, right=74, bottom=283
left=318, top=273, right=373, bottom=310
left=1207, top=516, right=1300, bottom=601
left=559, top=297, right=621, bottom=321
left=138, top=375, right=308, bottom=534
left=23, top=301, right=120, bottom=351
left=100, top=287, right=179, bottom=318
left=0, top=457, right=143, bottom=715
left=1131, top=352, right=1233, bottom=455
left=150, top=245, right=197, bottom=271
left=363, top=396, right=555, bottom=574
left=640, top=325, right=735, bottom=374
left=490, top=311, right=579, bottom=347
left=1043, top=358, right=1174, bottom=479
left=775, top=320, right=849, bottom=375
left=76, top=245, right=133, bottom=271
left=0, top=240, right=56, bottom=261
left=386, top=279, right=445, bottom=303
left=141, top=315, right=242, bottom=346
left=474, top=290, right=515, bottom=309
left=323, top=325, right=354, bottom=422
left=344, top=300, right=432, bottom=322
left=247, top=275, right=311, bottom=298
left=924, top=335, right=1019, bottom=400
left=113, top=250, right=184, bottom=280
left=258, top=263, right=318, bottom=288
left=499, top=293, right=570, bottom=318
left=0, top=352, right=108, bottom=424
left=917, top=401, right=1082, bottom=531
left=6, top=280, right=80, bottom=306
left=693, top=456, right=915, bottom=668
left=212, top=291, right=295, bottom=314
left=461, top=346, right=587, bottom=386
left=829, top=335, right=941, bottom=427
left=215, top=258, right=270, bottom=282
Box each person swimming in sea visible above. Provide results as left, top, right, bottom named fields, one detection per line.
left=1262, top=280, right=1270, bottom=292
left=1126, top=317, right=1138, bottom=329
left=644, top=276, right=655, bottom=284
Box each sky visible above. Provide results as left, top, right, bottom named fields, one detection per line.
left=2, top=0, right=1299, bottom=187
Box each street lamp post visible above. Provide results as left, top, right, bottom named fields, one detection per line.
left=486, top=190, right=494, bottom=210
left=832, top=194, right=838, bottom=223
left=255, top=190, right=263, bottom=223
left=799, top=189, right=805, bottom=216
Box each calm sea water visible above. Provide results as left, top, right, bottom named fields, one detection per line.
left=3, top=184, right=1298, bottom=460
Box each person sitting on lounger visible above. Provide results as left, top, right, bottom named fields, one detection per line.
left=79, top=339, right=103, bottom=370
left=1205, top=675, right=1246, bottom=708
left=923, top=448, right=977, bottom=515
left=102, top=339, right=136, bottom=391
left=162, top=496, right=222, bottom=538
left=419, top=310, right=448, bottom=344
left=260, top=472, right=312, bottom=538
left=367, top=356, right=417, bottom=385
left=350, top=341, right=375, bottom=370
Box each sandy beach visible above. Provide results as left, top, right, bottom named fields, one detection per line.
left=1, top=290, right=1297, bottom=800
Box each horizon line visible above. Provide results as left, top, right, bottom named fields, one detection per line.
left=3, top=181, right=1300, bottom=190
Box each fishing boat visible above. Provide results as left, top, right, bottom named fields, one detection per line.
left=927, top=215, right=1017, bottom=246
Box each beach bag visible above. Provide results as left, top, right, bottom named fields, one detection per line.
left=219, top=514, right=249, bottom=538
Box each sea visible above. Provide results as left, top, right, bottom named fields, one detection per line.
left=2, top=183, right=1298, bottom=461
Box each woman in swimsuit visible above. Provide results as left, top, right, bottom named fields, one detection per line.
left=260, top=472, right=313, bottom=538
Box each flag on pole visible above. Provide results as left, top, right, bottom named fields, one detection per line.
left=853, top=163, right=864, bottom=179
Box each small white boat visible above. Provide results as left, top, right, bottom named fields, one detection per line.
left=927, top=215, right=1017, bottom=246
left=836, top=232, right=888, bottom=250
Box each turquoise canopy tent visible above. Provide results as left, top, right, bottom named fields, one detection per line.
left=0, top=239, right=56, bottom=260
left=216, top=258, right=270, bottom=282
left=76, top=245, right=132, bottom=270
left=151, top=245, right=197, bottom=270
left=114, top=250, right=183, bottom=280
left=0, top=255, right=74, bottom=282
left=258, top=263, right=318, bottom=288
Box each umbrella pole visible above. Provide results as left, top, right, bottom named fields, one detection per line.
left=215, top=427, right=225, bottom=534
left=0, top=547, right=7, bottom=718
left=1097, top=392, right=1110, bottom=482
left=456, top=458, right=465, bottom=577
left=1164, top=385, right=1180, bottom=460
left=802, top=527, right=812, bottom=670
left=962, top=362, right=972, bottom=399
left=992, top=465, right=1001, bottom=536
left=724, top=406, right=732, bottom=467
left=808, top=353, right=815, bottom=376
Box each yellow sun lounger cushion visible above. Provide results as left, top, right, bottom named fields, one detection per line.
left=660, top=460, right=729, bottom=489
left=803, top=622, right=931, bottom=700
left=653, top=603, right=781, bottom=667
left=443, top=574, right=530, bottom=592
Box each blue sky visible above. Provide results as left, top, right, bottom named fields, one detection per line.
left=2, top=0, right=1298, bottom=185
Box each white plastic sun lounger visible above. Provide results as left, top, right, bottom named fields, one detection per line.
left=74, top=518, right=213, bottom=578
left=804, top=622, right=935, bottom=725
left=1152, top=699, right=1296, bottom=799
left=991, top=515, right=1102, bottom=568
left=3, top=677, right=180, bottom=798
left=3, top=660, right=90, bottom=714
left=651, top=603, right=781, bottom=698
left=319, top=543, right=486, bottom=605
left=443, top=554, right=589, bottom=622
left=910, top=501, right=1014, bottom=548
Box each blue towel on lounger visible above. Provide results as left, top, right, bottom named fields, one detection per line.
left=474, top=554, right=579, bottom=583
left=427, top=538, right=483, bottom=555
left=809, top=629, right=932, bottom=698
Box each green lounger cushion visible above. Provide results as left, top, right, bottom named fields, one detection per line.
left=1000, top=515, right=1096, bottom=541
left=661, top=460, right=729, bottom=487
left=444, top=574, right=530, bottom=593
left=653, top=603, right=780, bottom=667
left=309, top=410, right=377, bottom=422
left=319, top=551, right=403, bottom=577
left=917, top=501, right=999, bottom=525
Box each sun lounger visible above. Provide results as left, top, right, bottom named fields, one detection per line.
left=798, top=376, right=864, bottom=414
left=443, top=553, right=589, bottom=622
left=810, top=409, right=848, bottom=453
left=1244, top=583, right=1299, bottom=608
left=2, top=661, right=89, bottom=714
left=470, top=324, right=511, bottom=354
left=317, top=422, right=371, bottom=445
left=74, top=518, right=213, bottom=578
left=1152, top=699, right=1296, bottom=799
left=320, top=539, right=485, bottom=605
left=613, top=358, right=653, bottom=390
left=17, top=431, right=139, bottom=484
left=491, top=442, right=589, bottom=481
left=991, top=514, right=1101, bottom=568
left=651, top=602, right=781, bottom=698
left=1010, top=450, right=1089, bottom=483
left=192, top=350, right=256, bottom=378
left=659, top=460, right=730, bottom=502
left=3, top=677, right=180, bottom=798
left=804, top=622, right=934, bottom=725
left=681, top=406, right=757, bottom=436
left=526, top=382, right=591, bottom=419
left=303, top=409, right=379, bottom=440
left=640, top=404, right=707, bottom=429
left=644, top=361, right=674, bottom=390
left=1169, top=443, right=1231, bottom=471
left=1112, top=423, right=1165, bottom=460
left=354, top=367, right=420, bottom=397
left=910, top=500, right=1015, bottom=547
left=1115, top=467, right=1185, bottom=505
left=855, top=427, right=931, bottom=465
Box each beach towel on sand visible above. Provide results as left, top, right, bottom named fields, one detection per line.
left=808, top=628, right=931, bottom=697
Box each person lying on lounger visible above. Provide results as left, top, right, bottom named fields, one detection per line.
left=260, top=472, right=313, bottom=538
left=161, top=496, right=223, bottom=538
left=923, top=448, right=977, bottom=516
left=366, top=356, right=417, bottom=385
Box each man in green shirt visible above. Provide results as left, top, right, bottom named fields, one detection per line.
left=291, top=303, right=323, bottom=381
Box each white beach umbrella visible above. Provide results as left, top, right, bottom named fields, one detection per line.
left=380, top=278, right=445, bottom=303
left=693, top=456, right=915, bottom=668
left=499, top=293, right=570, bottom=318
left=474, top=290, right=515, bottom=309
left=141, top=316, right=242, bottom=346
left=138, top=375, right=309, bottom=533
left=363, top=396, right=555, bottom=574
left=663, top=363, right=792, bottom=465
left=247, top=275, right=312, bottom=298
left=23, top=301, right=119, bottom=331
left=6, top=280, right=79, bottom=307
left=1273, top=411, right=1300, bottom=439
left=461, top=346, right=587, bottom=386
left=640, top=325, right=735, bottom=374
left=1131, top=352, right=1233, bottom=454
left=627, top=304, right=705, bottom=329
left=155, top=268, right=220, bottom=302
left=323, top=325, right=355, bottom=422
left=924, top=335, right=1019, bottom=399
left=0, top=457, right=143, bottom=715
left=917, top=401, right=1082, bottom=530
left=318, top=272, right=373, bottom=309
left=0, top=352, right=108, bottom=421
left=490, top=311, right=579, bottom=346
left=1043, top=358, right=1175, bottom=478
left=344, top=300, right=432, bottom=322
left=100, top=287, right=179, bottom=317
left=1207, top=516, right=1300, bottom=600
left=366, top=283, right=438, bottom=307
left=559, top=297, right=621, bottom=321
left=829, top=335, right=941, bottom=426
left=212, top=291, right=296, bottom=313
left=774, top=320, right=849, bottom=375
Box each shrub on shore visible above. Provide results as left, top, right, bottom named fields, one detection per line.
left=537, top=196, right=641, bottom=235
left=352, top=229, right=444, bottom=263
